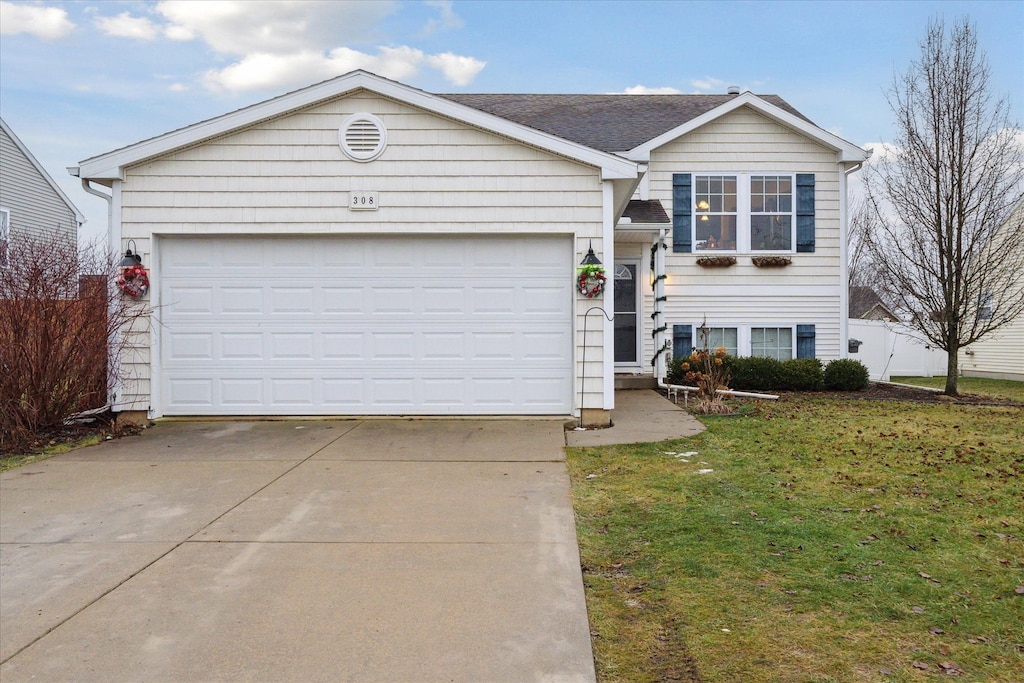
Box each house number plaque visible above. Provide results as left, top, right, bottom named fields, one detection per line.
left=349, top=192, right=379, bottom=210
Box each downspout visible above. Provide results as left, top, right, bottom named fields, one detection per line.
left=79, top=178, right=123, bottom=411
left=840, top=160, right=866, bottom=359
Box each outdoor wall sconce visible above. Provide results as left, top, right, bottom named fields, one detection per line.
left=119, top=239, right=143, bottom=268
left=577, top=241, right=606, bottom=298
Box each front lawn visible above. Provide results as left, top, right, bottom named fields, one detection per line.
left=567, top=395, right=1024, bottom=682
left=891, top=376, right=1024, bottom=403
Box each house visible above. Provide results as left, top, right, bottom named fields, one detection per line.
left=849, top=285, right=899, bottom=321
left=1, top=116, right=84, bottom=264
left=959, top=200, right=1024, bottom=381
left=70, top=70, right=869, bottom=423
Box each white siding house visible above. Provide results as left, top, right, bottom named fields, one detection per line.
left=1, top=117, right=83, bottom=260
left=959, top=200, right=1024, bottom=381
left=72, top=71, right=868, bottom=422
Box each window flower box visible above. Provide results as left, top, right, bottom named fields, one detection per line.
left=751, top=255, right=793, bottom=268
left=696, top=255, right=737, bottom=267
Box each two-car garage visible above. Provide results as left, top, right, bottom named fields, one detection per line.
left=156, top=235, right=575, bottom=416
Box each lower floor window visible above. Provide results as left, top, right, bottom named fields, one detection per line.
left=751, top=327, right=793, bottom=361
left=696, top=326, right=738, bottom=356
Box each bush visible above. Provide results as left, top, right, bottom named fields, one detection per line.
left=779, top=358, right=825, bottom=391
left=0, top=231, right=146, bottom=452
left=823, top=359, right=871, bottom=391
left=726, top=355, right=783, bottom=391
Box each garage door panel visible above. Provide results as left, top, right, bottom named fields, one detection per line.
left=159, top=236, right=573, bottom=415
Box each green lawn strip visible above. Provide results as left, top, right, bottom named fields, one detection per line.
left=891, top=376, right=1024, bottom=402
left=0, top=434, right=104, bottom=472
left=567, top=398, right=1024, bottom=682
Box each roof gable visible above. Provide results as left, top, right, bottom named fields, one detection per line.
left=74, top=70, right=638, bottom=182
left=1, top=117, right=85, bottom=223
left=627, top=92, right=869, bottom=163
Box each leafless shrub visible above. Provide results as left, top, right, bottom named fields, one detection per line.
left=0, top=231, right=148, bottom=451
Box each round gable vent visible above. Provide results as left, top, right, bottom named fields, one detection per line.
left=339, top=113, right=387, bottom=162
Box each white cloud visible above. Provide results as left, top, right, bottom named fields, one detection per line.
left=164, top=24, right=193, bottom=40
left=690, top=77, right=731, bottom=93
left=169, top=82, right=189, bottom=92
left=202, top=47, right=421, bottom=92
left=156, top=0, right=397, bottom=55
left=421, top=0, right=463, bottom=36
left=204, top=45, right=484, bottom=93
left=620, top=85, right=683, bottom=95
left=95, top=12, right=159, bottom=40
left=0, top=1, right=74, bottom=39
left=427, top=53, right=485, bottom=87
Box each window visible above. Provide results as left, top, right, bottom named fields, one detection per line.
left=750, top=175, right=793, bottom=251
left=0, top=208, right=9, bottom=268
left=751, top=326, right=794, bottom=361
left=977, top=292, right=993, bottom=320
left=694, top=175, right=737, bottom=251
left=696, top=325, right=738, bottom=356
left=692, top=174, right=796, bottom=253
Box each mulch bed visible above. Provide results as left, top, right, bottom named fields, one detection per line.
left=0, top=412, right=142, bottom=458
left=660, top=382, right=1024, bottom=408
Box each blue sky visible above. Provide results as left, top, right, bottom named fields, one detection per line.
left=2, top=0, right=1022, bottom=243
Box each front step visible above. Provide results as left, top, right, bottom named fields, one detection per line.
left=614, top=374, right=658, bottom=390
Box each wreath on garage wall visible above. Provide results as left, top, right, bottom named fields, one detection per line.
left=577, top=264, right=607, bottom=298
left=118, top=264, right=150, bottom=298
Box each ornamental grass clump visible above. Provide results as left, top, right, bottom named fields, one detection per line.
left=680, top=345, right=735, bottom=414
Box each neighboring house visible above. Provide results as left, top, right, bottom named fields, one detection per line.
left=849, top=286, right=899, bottom=321
left=71, top=70, right=868, bottom=422
left=959, top=200, right=1024, bottom=381
left=0, top=117, right=84, bottom=264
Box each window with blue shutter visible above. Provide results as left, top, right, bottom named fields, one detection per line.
left=796, top=324, right=816, bottom=358
left=672, top=174, right=692, bottom=253
left=795, top=174, right=815, bottom=253
left=673, top=324, right=693, bottom=359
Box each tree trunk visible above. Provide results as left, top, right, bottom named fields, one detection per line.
left=944, top=340, right=960, bottom=396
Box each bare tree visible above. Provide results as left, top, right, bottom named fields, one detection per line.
left=864, top=17, right=1024, bottom=395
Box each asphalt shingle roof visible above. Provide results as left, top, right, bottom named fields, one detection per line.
left=439, top=93, right=810, bottom=153
left=623, top=200, right=670, bottom=224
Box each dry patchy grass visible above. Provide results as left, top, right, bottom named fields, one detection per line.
left=568, top=395, right=1024, bottom=682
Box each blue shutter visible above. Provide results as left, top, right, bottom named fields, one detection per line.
left=796, top=173, right=815, bottom=253
left=672, top=173, right=692, bottom=253
left=796, top=324, right=816, bottom=358
left=673, top=324, right=693, bottom=359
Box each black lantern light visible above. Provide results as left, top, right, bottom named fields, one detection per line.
left=580, top=240, right=602, bottom=267
left=119, top=239, right=143, bottom=268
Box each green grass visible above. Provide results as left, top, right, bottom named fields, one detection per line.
left=567, top=396, right=1024, bottom=682
left=891, top=375, right=1024, bottom=402
left=0, top=434, right=104, bottom=472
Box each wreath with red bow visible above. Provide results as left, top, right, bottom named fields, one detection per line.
left=118, top=265, right=150, bottom=298
left=577, top=264, right=607, bottom=298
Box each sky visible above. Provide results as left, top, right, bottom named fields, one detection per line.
left=1, top=0, right=1022, bottom=244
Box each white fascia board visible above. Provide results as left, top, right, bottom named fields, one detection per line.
left=625, top=92, right=870, bottom=163
left=77, top=70, right=638, bottom=181
left=1, top=117, right=86, bottom=223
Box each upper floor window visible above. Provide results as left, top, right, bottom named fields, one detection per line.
left=695, top=176, right=737, bottom=251
left=692, top=174, right=796, bottom=253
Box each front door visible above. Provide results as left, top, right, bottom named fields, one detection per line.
left=614, top=262, right=639, bottom=365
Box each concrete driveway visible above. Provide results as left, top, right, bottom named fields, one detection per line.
left=0, top=419, right=595, bottom=682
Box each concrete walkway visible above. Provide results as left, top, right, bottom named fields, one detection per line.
left=566, top=389, right=706, bottom=447
left=1, top=420, right=595, bottom=682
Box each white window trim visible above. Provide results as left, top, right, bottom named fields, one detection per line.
left=691, top=172, right=797, bottom=255
left=690, top=323, right=797, bottom=359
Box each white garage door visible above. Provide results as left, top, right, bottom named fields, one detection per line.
left=157, top=236, right=574, bottom=415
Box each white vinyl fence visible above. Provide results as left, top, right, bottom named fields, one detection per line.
left=848, top=319, right=948, bottom=381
